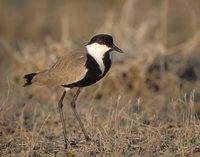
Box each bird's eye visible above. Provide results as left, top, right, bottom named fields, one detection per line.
left=97, top=40, right=105, bottom=45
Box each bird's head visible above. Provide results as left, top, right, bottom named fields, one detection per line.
left=86, top=34, right=123, bottom=55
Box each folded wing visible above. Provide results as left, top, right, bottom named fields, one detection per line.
left=32, top=47, right=88, bottom=86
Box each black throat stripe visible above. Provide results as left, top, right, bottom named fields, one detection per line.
left=63, top=51, right=112, bottom=88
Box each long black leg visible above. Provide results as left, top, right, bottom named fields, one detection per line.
left=70, top=88, right=91, bottom=141
left=58, top=90, right=68, bottom=149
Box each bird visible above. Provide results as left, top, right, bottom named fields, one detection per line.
left=23, top=34, right=123, bottom=149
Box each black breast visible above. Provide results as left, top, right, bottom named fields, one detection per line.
left=64, top=51, right=112, bottom=88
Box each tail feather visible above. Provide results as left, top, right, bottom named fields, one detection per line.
left=23, top=73, right=37, bottom=87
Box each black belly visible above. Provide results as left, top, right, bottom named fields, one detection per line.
left=64, top=52, right=111, bottom=88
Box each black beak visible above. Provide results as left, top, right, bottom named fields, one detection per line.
left=112, top=44, right=124, bottom=53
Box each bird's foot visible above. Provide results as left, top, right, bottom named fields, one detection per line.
left=85, top=135, right=92, bottom=142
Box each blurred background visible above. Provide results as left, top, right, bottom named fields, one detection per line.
left=0, top=0, right=200, bottom=156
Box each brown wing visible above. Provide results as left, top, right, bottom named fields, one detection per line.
left=32, top=47, right=88, bottom=86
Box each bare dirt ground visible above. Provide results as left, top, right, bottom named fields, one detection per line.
left=0, top=0, right=200, bottom=156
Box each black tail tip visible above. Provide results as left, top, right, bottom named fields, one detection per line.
left=23, top=73, right=37, bottom=87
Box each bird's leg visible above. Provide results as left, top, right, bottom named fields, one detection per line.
left=70, top=88, right=91, bottom=141
left=58, top=90, right=68, bottom=149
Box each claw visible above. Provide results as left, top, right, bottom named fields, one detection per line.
left=85, top=135, right=91, bottom=142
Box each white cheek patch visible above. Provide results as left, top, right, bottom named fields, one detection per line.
left=86, top=43, right=111, bottom=75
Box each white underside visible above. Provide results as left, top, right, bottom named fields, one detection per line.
left=65, top=87, right=71, bottom=91
left=86, top=43, right=111, bottom=76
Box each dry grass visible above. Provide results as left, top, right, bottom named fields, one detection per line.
left=0, top=0, right=200, bottom=156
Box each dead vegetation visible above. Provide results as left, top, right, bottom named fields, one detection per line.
left=0, top=0, right=200, bottom=156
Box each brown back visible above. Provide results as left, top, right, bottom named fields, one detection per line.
left=32, top=47, right=88, bottom=86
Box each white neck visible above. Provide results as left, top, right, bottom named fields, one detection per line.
left=86, top=43, right=111, bottom=75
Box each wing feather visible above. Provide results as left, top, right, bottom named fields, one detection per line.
left=32, top=47, right=88, bottom=86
